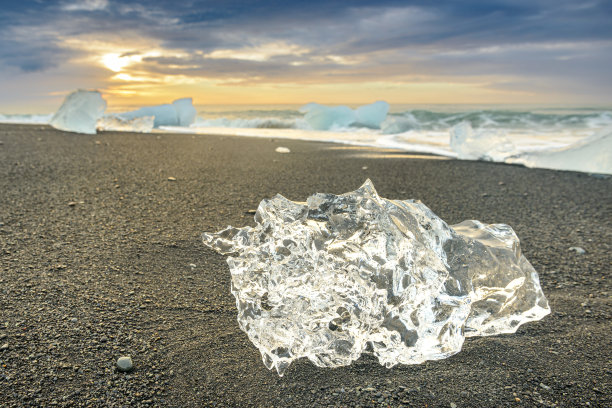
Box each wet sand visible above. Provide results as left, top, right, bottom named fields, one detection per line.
left=0, top=124, right=610, bottom=407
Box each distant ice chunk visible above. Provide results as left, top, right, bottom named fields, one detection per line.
left=120, top=98, right=196, bottom=128
left=450, top=122, right=514, bottom=161
left=355, top=101, right=390, bottom=128
left=97, top=115, right=155, bottom=133
left=202, top=180, right=550, bottom=376
left=513, top=127, right=612, bottom=174
left=302, top=103, right=356, bottom=130
left=50, top=90, right=106, bottom=134
left=300, top=101, right=389, bottom=130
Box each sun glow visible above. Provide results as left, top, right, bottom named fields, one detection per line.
left=101, top=53, right=142, bottom=72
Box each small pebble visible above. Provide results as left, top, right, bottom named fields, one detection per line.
left=362, top=166, right=368, bottom=170
left=116, top=356, right=133, bottom=372
left=67, top=201, right=77, bottom=207
left=0, top=343, right=8, bottom=351
left=568, top=246, right=585, bottom=254
left=167, top=177, right=177, bottom=181
left=275, top=147, right=290, bottom=153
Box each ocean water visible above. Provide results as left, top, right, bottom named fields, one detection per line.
left=163, top=104, right=612, bottom=158
left=2, top=103, right=611, bottom=170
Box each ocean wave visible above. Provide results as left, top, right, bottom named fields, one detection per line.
left=0, top=113, right=53, bottom=124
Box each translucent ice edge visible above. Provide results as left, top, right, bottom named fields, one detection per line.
left=202, top=180, right=550, bottom=376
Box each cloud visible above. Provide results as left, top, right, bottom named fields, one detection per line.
left=0, top=0, right=611, bottom=102
left=62, top=0, right=109, bottom=12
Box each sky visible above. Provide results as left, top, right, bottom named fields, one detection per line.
left=1, top=0, right=611, bottom=112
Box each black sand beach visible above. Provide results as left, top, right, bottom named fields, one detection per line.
left=0, top=124, right=610, bottom=407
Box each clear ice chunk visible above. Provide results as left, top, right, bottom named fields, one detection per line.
left=450, top=121, right=515, bottom=161
left=50, top=90, right=107, bottom=134
left=202, top=180, right=550, bottom=376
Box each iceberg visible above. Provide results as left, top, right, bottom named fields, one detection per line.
left=450, top=122, right=514, bottom=161
left=202, top=180, right=550, bottom=376
left=355, top=101, right=390, bottom=128
left=97, top=115, right=155, bottom=133
left=119, top=98, right=196, bottom=128
left=301, top=103, right=356, bottom=130
left=513, top=127, right=612, bottom=174
left=49, top=90, right=106, bottom=134
left=300, top=101, right=389, bottom=130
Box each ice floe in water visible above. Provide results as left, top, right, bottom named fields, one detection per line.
left=202, top=180, right=550, bottom=376
left=300, top=101, right=389, bottom=130
left=119, top=98, right=196, bottom=128
left=49, top=90, right=106, bottom=134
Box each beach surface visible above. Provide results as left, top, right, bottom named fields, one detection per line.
left=0, top=124, right=610, bottom=407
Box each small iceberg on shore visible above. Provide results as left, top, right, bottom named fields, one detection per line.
left=301, top=101, right=389, bottom=130
left=47, top=90, right=197, bottom=134
left=119, top=98, right=196, bottom=128
left=450, top=122, right=515, bottom=162
left=49, top=90, right=106, bottom=134
left=512, top=127, right=612, bottom=174
left=203, top=180, right=550, bottom=376
left=450, top=122, right=612, bottom=174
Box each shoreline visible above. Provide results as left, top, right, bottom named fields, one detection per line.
left=0, top=124, right=610, bottom=407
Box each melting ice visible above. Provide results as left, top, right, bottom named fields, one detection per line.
left=42, top=90, right=197, bottom=134
left=202, top=180, right=550, bottom=376
left=3, top=91, right=611, bottom=174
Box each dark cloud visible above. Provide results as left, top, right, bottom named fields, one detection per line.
left=0, top=0, right=611, bottom=100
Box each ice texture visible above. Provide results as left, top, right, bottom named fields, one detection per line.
left=513, top=127, right=612, bottom=174
left=120, top=98, right=196, bottom=127
left=450, top=122, right=514, bottom=161
left=97, top=115, right=155, bottom=133
left=355, top=101, right=390, bottom=128
left=50, top=90, right=107, bottom=134
left=202, top=180, right=550, bottom=376
left=301, top=101, right=389, bottom=130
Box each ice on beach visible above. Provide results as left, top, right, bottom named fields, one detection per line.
left=301, top=101, right=389, bottom=131
left=202, top=180, right=550, bottom=376
left=119, top=98, right=196, bottom=128
left=49, top=90, right=106, bottom=134
left=450, top=122, right=514, bottom=161
left=513, top=127, right=612, bottom=174
left=450, top=122, right=612, bottom=174
left=97, top=115, right=155, bottom=133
